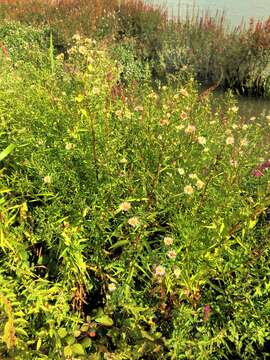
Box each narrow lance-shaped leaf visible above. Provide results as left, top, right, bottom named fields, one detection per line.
left=0, top=144, right=15, bottom=161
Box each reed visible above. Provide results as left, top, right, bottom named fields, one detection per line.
left=166, top=7, right=270, bottom=96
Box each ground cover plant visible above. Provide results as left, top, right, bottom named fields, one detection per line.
left=0, top=20, right=270, bottom=359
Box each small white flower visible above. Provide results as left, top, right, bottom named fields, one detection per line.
left=240, top=138, right=248, bottom=147
left=184, top=185, right=194, bottom=195
left=68, top=46, right=77, bottom=55
left=178, top=168, right=185, bottom=175
left=56, top=53, right=64, bottom=61
left=148, top=92, right=158, bottom=100
left=185, top=125, right=196, bottom=134
left=78, top=46, right=87, bottom=55
left=175, top=124, right=184, bottom=131
left=154, top=265, right=166, bottom=277
left=72, top=33, right=81, bottom=42
left=43, top=176, right=52, bottom=184
left=196, top=179, right=205, bottom=189
left=173, top=267, right=181, bottom=278
left=115, top=110, right=122, bottom=118
left=164, top=237, right=174, bottom=246
left=197, top=136, right=206, bottom=145
left=108, top=283, right=117, bottom=292
left=128, top=217, right=140, bottom=227
left=65, top=143, right=75, bottom=150
left=229, top=106, right=238, bottom=113
left=167, top=250, right=177, bottom=259
left=189, top=173, right=198, bottom=180
left=226, top=136, right=234, bottom=145
left=119, top=201, right=131, bottom=212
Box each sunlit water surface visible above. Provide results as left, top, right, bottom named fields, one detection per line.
left=151, top=0, right=270, bottom=26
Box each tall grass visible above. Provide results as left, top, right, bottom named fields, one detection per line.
left=0, top=0, right=117, bottom=39
left=1, top=0, right=270, bottom=96
left=160, top=8, right=270, bottom=96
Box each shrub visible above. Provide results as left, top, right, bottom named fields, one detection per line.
left=109, top=37, right=151, bottom=85
left=0, top=21, right=50, bottom=62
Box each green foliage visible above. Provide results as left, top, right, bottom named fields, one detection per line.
left=109, top=38, right=151, bottom=85
left=0, top=21, right=50, bottom=62
left=170, top=15, right=270, bottom=96
left=0, top=22, right=269, bottom=359
left=116, top=1, right=166, bottom=59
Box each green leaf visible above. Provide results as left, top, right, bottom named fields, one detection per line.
left=80, top=324, right=90, bottom=332
left=81, top=337, right=92, bottom=349
left=73, top=330, right=81, bottom=338
left=64, top=345, right=72, bottom=357
left=36, top=338, right=42, bottom=351
left=0, top=188, right=11, bottom=194
left=15, top=328, right=28, bottom=337
left=249, top=219, right=257, bottom=229
left=95, top=315, right=114, bottom=327
left=0, top=144, right=15, bottom=161
left=66, top=335, right=75, bottom=345
left=109, top=239, right=129, bottom=250
left=71, top=343, right=85, bottom=355
left=58, top=328, right=67, bottom=339
left=141, top=330, right=155, bottom=341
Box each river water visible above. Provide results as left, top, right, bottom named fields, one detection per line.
left=151, top=0, right=270, bottom=26
left=149, top=0, right=270, bottom=117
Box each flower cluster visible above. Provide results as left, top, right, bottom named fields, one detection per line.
left=252, top=159, right=270, bottom=177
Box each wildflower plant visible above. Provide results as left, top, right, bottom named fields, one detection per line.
left=0, top=22, right=269, bottom=360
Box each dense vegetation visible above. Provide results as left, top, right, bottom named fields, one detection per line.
left=0, top=1, right=269, bottom=359
left=1, top=0, right=270, bottom=95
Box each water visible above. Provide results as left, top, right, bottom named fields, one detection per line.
left=149, top=0, right=270, bottom=117
left=212, top=90, right=270, bottom=119
left=151, top=0, right=270, bottom=27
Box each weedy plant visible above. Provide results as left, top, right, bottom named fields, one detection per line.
left=0, top=22, right=269, bottom=360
